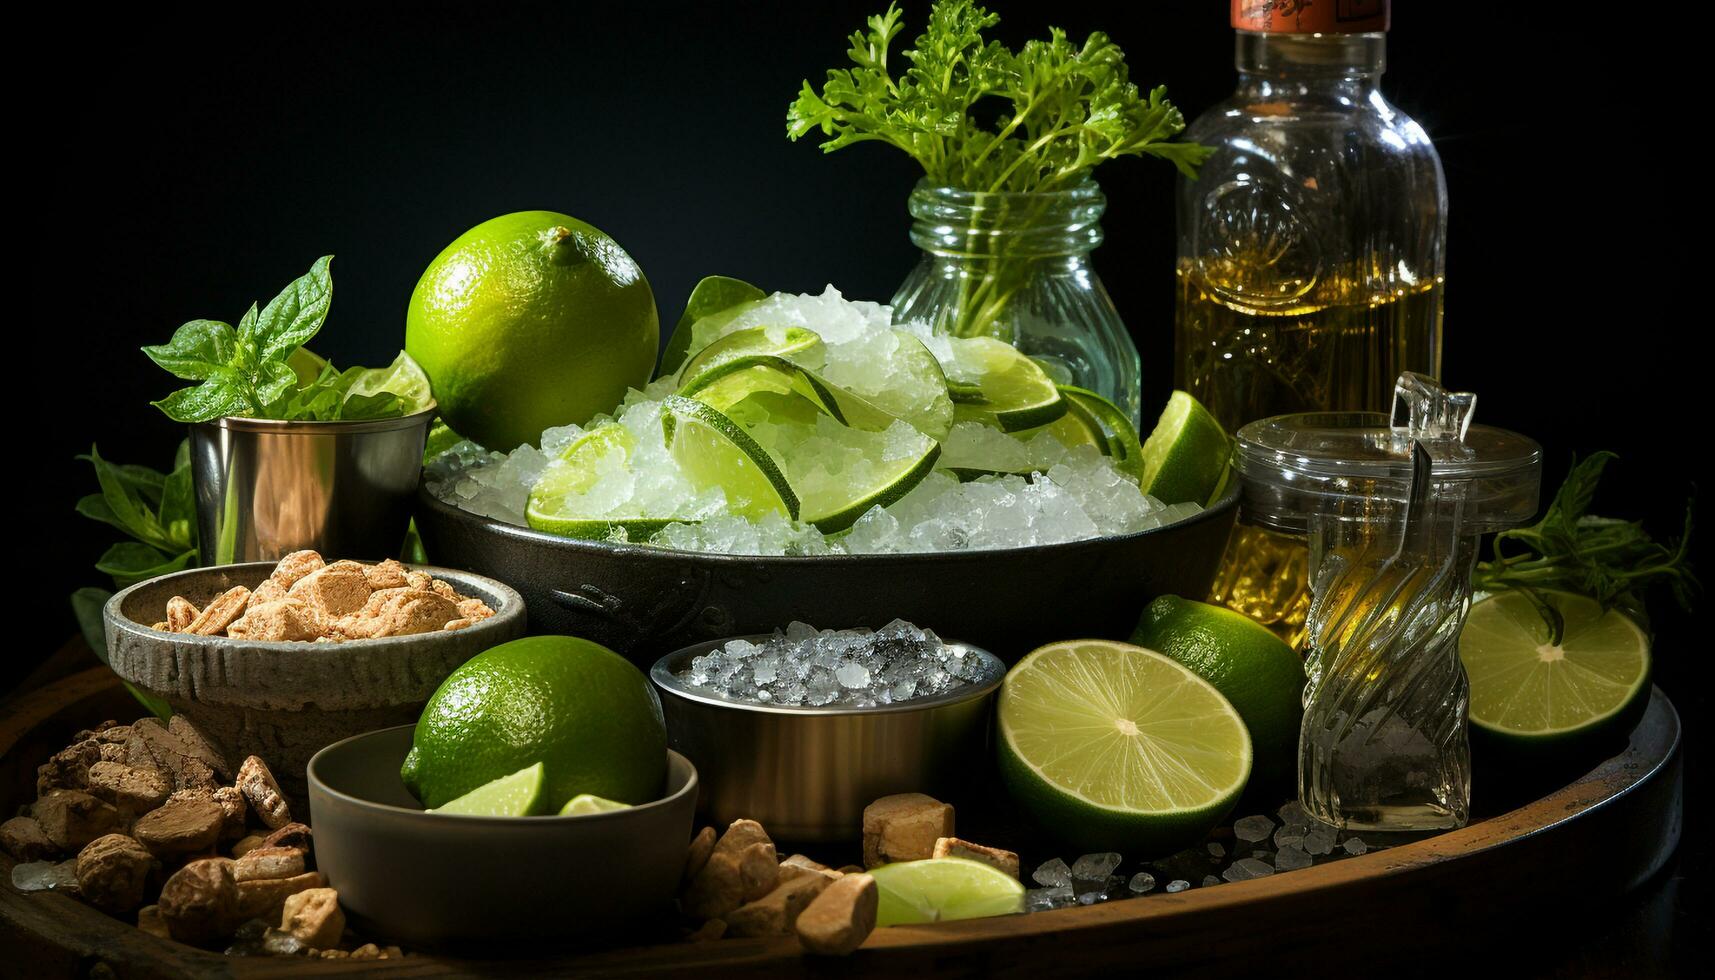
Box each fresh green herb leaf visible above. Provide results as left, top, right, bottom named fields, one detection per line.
left=788, top=0, right=1209, bottom=193
left=95, top=542, right=195, bottom=586
left=141, top=320, right=239, bottom=381
left=151, top=372, right=254, bottom=424
left=657, top=276, right=768, bottom=377
left=254, top=255, right=334, bottom=362
left=1473, top=453, right=1699, bottom=643
left=81, top=445, right=175, bottom=552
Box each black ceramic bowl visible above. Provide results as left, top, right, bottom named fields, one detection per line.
left=415, top=477, right=1240, bottom=666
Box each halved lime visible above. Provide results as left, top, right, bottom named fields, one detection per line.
left=657, top=275, right=767, bottom=378
left=429, top=762, right=545, bottom=816
left=559, top=793, right=632, bottom=816
left=525, top=424, right=685, bottom=540
left=750, top=417, right=941, bottom=533
left=676, top=325, right=825, bottom=387
left=1138, top=391, right=1229, bottom=505
left=997, top=639, right=1252, bottom=854
left=343, top=350, right=434, bottom=414
left=939, top=338, right=1065, bottom=432
left=1461, top=591, right=1651, bottom=757
left=869, top=858, right=1024, bottom=926
left=662, top=396, right=799, bottom=520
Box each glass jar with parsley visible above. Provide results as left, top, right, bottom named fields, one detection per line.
left=789, top=0, right=1210, bottom=426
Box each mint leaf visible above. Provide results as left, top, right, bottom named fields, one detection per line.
left=253, top=256, right=333, bottom=362
left=255, top=358, right=300, bottom=409
left=141, top=319, right=239, bottom=381
left=339, top=390, right=404, bottom=420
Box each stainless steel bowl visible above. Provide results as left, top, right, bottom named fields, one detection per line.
left=651, top=636, right=1005, bottom=842
left=192, top=407, right=436, bottom=565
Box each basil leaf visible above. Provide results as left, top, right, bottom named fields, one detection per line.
left=70, top=587, right=112, bottom=662
left=141, top=319, right=238, bottom=381
left=254, top=256, right=333, bottom=362
left=236, top=302, right=259, bottom=344
left=152, top=374, right=254, bottom=423
left=75, top=493, right=128, bottom=535
left=84, top=446, right=173, bottom=551
left=255, top=358, right=299, bottom=409
left=96, top=542, right=194, bottom=586
left=159, top=461, right=197, bottom=552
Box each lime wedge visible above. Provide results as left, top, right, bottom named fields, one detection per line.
left=429, top=762, right=545, bottom=816
left=1461, top=591, right=1651, bottom=754
left=525, top=423, right=687, bottom=540
left=658, top=275, right=767, bottom=377
left=676, top=325, right=825, bottom=387
left=343, top=350, right=434, bottom=414
left=940, top=338, right=1065, bottom=432
left=559, top=793, right=633, bottom=816
left=1060, top=387, right=1146, bottom=483
left=663, top=395, right=799, bottom=520
left=997, top=639, right=1252, bottom=854
left=749, top=417, right=940, bottom=533
left=1138, top=391, right=1229, bottom=505
left=869, top=858, right=1024, bottom=926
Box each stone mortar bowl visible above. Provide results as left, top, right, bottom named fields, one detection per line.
left=415, top=476, right=1241, bottom=668
left=104, top=561, right=526, bottom=808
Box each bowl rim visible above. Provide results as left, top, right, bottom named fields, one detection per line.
left=307, top=724, right=699, bottom=826
left=415, top=467, right=1240, bottom=564
left=103, top=559, right=525, bottom=651
left=195, top=404, right=438, bottom=434
left=650, top=633, right=1005, bottom=716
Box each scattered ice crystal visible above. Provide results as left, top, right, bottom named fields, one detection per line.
left=674, top=620, right=995, bottom=707
left=423, top=287, right=1205, bottom=556
left=1127, top=872, right=1156, bottom=895
left=1070, top=852, right=1123, bottom=881
left=1274, top=825, right=1307, bottom=849
left=1304, top=822, right=1338, bottom=856
left=1343, top=838, right=1369, bottom=856
left=1165, top=880, right=1190, bottom=893
left=1275, top=845, right=1314, bottom=871
left=1033, top=857, right=1073, bottom=889
left=1233, top=815, right=1275, bottom=842
left=1206, top=842, right=1227, bottom=859
left=1277, top=800, right=1307, bottom=825
left=1025, top=885, right=1074, bottom=912
left=10, top=860, right=77, bottom=892
left=1201, top=875, right=1221, bottom=887
left=1222, top=858, right=1275, bottom=882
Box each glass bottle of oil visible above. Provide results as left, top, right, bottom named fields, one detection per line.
left=1178, top=1, right=1445, bottom=648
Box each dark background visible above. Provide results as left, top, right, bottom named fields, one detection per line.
left=23, top=2, right=1700, bottom=974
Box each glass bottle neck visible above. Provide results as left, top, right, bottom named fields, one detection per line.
left=1234, top=31, right=1385, bottom=102
left=908, top=181, right=1104, bottom=260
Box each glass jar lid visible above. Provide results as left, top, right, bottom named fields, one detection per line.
left=1233, top=375, right=1543, bottom=535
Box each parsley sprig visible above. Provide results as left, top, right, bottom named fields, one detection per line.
left=1473, top=452, right=1698, bottom=643
left=787, top=0, right=1210, bottom=193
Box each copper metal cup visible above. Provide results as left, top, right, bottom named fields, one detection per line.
left=189, top=407, right=436, bottom=565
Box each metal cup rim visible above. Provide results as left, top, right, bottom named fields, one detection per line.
left=194, top=403, right=438, bottom=435
left=651, top=633, right=1006, bottom=717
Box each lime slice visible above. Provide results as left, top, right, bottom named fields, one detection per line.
left=749, top=417, right=940, bottom=533
left=559, top=793, right=633, bottom=816
left=997, top=639, right=1252, bottom=854
left=662, top=395, right=799, bottom=520
left=525, top=424, right=689, bottom=540
left=423, top=418, right=466, bottom=463
left=940, top=337, right=1065, bottom=432
left=429, top=762, right=545, bottom=816
left=1138, top=391, right=1229, bottom=505
left=679, top=357, right=837, bottom=428
left=343, top=350, right=434, bottom=414
left=869, top=858, right=1025, bottom=926
left=1060, top=387, right=1146, bottom=483
left=676, top=325, right=825, bottom=387
left=657, top=275, right=767, bottom=377
left=1461, top=591, right=1651, bottom=755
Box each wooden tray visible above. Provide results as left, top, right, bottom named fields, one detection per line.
left=1, top=667, right=1683, bottom=978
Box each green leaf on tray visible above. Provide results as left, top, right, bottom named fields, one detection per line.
left=95, top=542, right=195, bottom=586
left=658, top=276, right=767, bottom=378
left=253, top=255, right=334, bottom=362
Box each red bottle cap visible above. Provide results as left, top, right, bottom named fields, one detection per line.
left=1232, top=0, right=1389, bottom=33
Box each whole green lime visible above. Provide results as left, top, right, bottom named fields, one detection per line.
left=400, top=636, right=666, bottom=810
left=1132, top=595, right=1304, bottom=798
left=406, top=211, right=658, bottom=451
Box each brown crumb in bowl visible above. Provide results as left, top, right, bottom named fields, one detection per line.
left=155, top=552, right=494, bottom=642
